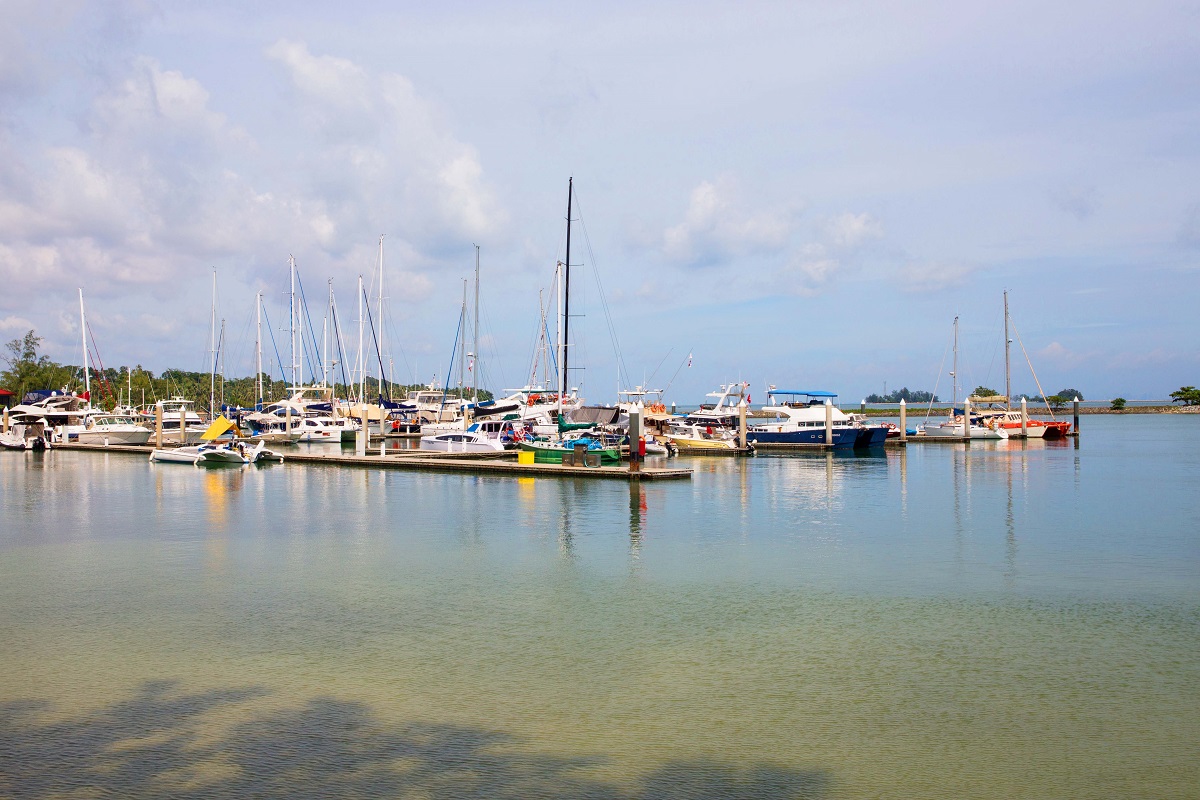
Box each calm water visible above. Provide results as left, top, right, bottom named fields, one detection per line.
left=1, top=415, right=1197, bottom=799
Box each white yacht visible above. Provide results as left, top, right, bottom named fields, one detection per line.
left=154, top=398, right=209, bottom=444
left=74, top=413, right=153, bottom=445
left=419, top=428, right=507, bottom=453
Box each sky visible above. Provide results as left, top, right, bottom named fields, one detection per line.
left=1, top=0, right=1198, bottom=404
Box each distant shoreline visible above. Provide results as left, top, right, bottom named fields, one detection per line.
left=849, top=405, right=1199, bottom=417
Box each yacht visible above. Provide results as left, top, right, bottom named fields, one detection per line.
left=74, top=413, right=153, bottom=445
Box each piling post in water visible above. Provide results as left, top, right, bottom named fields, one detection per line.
left=1073, top=397, right=1080, bottom=434
left=180, top=408, right=187, bottom=445
left=1021, top=397, right=1028, bottom=438
left=285, top=405, right=292, bottom=443
left=738, top=398, right=748, bottom=450
left=628, top=403, right=642, bottom=473
left=962, top=398, right=971, bottom=439
left=357, top=406, right=368, bottom=456
left=860, top=399, right=866, bottom=415
left=2, top=407, right=8, bottom=434
left=670, top=401, right=676, bottom=415
left=155, top=405, right=163, bottom=448
left=824, top=399, right=833, bottom=446
left=899, top=399, right=907, bottom=442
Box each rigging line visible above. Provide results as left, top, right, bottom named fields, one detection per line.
left=1009, top=316, right=1057, bottom=419
left=330, top=297, right=352, bottom=396
left=662, top=347, right=692, bottom=396
left=646, top=347, right=673, bottom=386
left=438, top=306, right=464, bottom=415
left=362, top=285, right=390, bottom=401
left=572, top=192, right=631, bottom=390
left=260, top=301, right=288, bottom=387
left=925, top=329, right=952, bottom=422
left=294, top=271, right=324, bottom=385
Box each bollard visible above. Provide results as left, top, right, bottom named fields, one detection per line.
left=860, top=399, right=866, bottom=415
left=1021, top=397, right=1027, bottom=438
left=286, top=405, right=292, bottom=441
left=963, top=398, right=971, bottom=439
left=357, top=406, right=368, bottom=455
left=824, top=399, right=833, bottom=446
left=899, top=399, right=907, bottom=442
left=1073, top=397, right=1080, bottom=435
left=155, top=404, right=163, bottom=448
left=2, top=407, right=8, bottom=434
left=628, top=403, right=642, bottom=473
left=180, top=408, right=187, bottom=445
left=670, top=401, right=676, bottom=415
left=738, top=399, right=748, bottom=451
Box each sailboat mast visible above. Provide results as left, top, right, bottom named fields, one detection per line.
left=256, top=291, right=263, bottom=408
left=78, top=288, right=90, bottom=398
left=1004, top=290, right=1011, bottom=410
left=210, top=269, right=217, bottom=418
left=289, top=255, right=297, bottom=388
left=473, top=244, right=480, bottom=403
left=357, top=275, right=365, bottom=404
left=458, top=279, right=467, bottom=395
left=324, top=280, right=332, bottom=388
left=562, top=177, right=573, bottom=401
left=377, top=235, right=385, bottom=396
left=555, top=262, right=563, bottom=414
left=220, top=318, right=226, bottom=411
left=951, top=315, right=959, bottom=409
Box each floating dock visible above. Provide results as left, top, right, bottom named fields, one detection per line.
left=50, top=443, right=693, bottom=481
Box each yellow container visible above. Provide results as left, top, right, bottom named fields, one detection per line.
left=517, top=450, right=535, bottom=465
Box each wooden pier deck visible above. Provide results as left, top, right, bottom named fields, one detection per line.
left=51, top=443, right=693, bottom=481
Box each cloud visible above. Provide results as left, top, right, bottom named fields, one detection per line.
left=823, top=212, right=883, bottom=248
left=897, top=261, right=973, bottom=293
left=0, top=314, right=35, bottom=334
left=1050, top=184, right=1100, bottom=220
left=661, top=178, right=799, bottom=267
left=775, top=244, right=839, bottom=296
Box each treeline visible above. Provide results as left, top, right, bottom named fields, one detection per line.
left=2, top=330, right=492, bottom=414
left=865, top=388, right=939, bottom=403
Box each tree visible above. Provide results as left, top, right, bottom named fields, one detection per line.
left=1110, top=397, right=1126, bottom=410
left=1056, top=388, right=1083, bottom=401
left=1170, top=386, right=1200, bottom=406
left=970, top=386, right=1001, bottom=398
left=1046, top=394, right=1068, bottom=411
left=1, top=330, right=70, bottom=402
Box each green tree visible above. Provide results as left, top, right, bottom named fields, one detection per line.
left=1056, top=388, right=1083, bottom=401
left=1046, top=394, right=1067, bottom=411
left=1110, top=397, right=1126, bottom=410
left=970, top=386, right=1001, bottom=398
left=1, top=330, right=71, bottom=401
left=1170, top=386, right=1200, bottom=406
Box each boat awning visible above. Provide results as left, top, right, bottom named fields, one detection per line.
left=200, top=415, right=239, bottom=440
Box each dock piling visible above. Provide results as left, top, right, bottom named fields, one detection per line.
left=2, top=407, right=8, bottom=434
left=155, top=405, right=162, bottom=448
left=900, top=399, right=907, bottom=442
left=824, top=399, right=832, bottom=446
left=962, top=398, right=971, bottom=439
left=1021, top=397, right=1027, bottom=438
left=1073, top=397, right=1080, bottom=434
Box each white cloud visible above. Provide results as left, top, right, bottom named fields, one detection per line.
left=662, top=178, right=798, bottom=266
left=823, top=212, right=883, bottom=249
left=897, top=261, right=973, bottom=293
left=0, top=315, right=34, bottom=334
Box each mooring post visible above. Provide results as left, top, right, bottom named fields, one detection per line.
left=962, top=398, right=971, bottom=439
left=860, top=398, right=866, bottom=415
left=899, top=399, right=907, bottom=442
left=1021, top=397, right=1028, bottom=438
left=738, top=398, right=748, bottom=451
left=155, top=404, right=163, bottom=448
left=1073, top=397, right=1080, bottom=435
left=180, top=408, right=187, bottom=444
left=670, top=401, right=676, bottom=415
left=2, top=407, right=8, bottom=434
left=824, top=399, right=833, bottom=446
left=628, top=402, right=642, bottom=473
left=357, top=406, right=368, bottom=456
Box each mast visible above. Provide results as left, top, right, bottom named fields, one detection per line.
left=357, top=274, right=365, bottom=404
left=78, top=288, right=90, bottom=399
left=473, top=244, right=480, bottom=403
left=219, top=318, right=226, bottom=411
left=256, top=291, right=263, bottom=408
left=1004, top=290, right=1011, bottom=410
left=324, top=280, right=332, bottom=388
left=458, top=279, right=467, bottom=395
left=289, top=255, right=297, bottom=388
left=378, top=235, right=385, bottom=399
left=951, top=315, right=959, bottom=409
left=210, top=269, right=217, bottom=418
left=556, top=261, right=563, bottom=415
left=562, top=177, right=573, bottom=402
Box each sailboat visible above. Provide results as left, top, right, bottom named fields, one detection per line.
left=917, top=316, right=1008, bottom=439
left=971, top=292, right=1071, bottom=439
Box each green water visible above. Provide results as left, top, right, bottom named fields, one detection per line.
left=2, top=416, right=1198, bottom=798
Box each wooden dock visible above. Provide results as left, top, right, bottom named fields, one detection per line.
left=51, top=443, right=693, bottom=481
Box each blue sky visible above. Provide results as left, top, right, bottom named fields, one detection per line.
left=2, top=1, right=1197, bottom=403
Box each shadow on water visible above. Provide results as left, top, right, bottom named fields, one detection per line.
left=0, top=681, right=830, bottom=800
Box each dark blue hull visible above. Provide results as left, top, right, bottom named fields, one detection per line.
left=854, top=425, right=888, bottom=448
left=747, top=427, right=857, bottom=448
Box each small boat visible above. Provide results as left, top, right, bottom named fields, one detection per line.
left=665, top=421, right=742, bottom=450
left=74, top=413, right=153, bottom=445
left=917, top=415, right=1009, bottom=439
left=518, top=436, right=621, bottom=464
left=0, top=420, right=51, bottom=450
left=149, top=442, right=248, bottom=465
left=420, top=428, right=508, bottom=453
